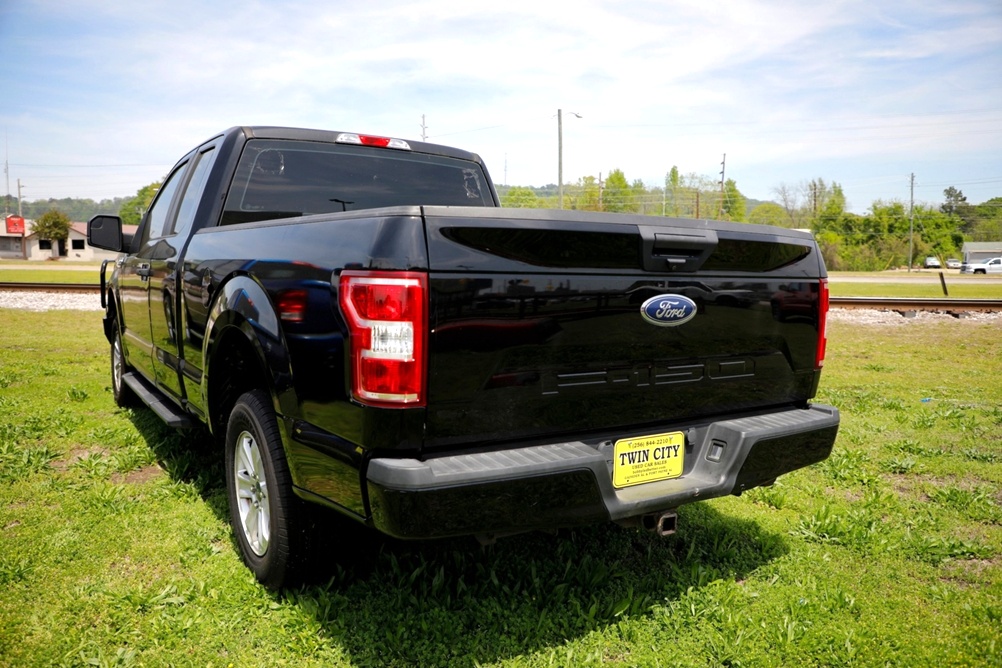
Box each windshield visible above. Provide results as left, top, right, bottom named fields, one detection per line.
left=221, top=139, right=493, bottom=225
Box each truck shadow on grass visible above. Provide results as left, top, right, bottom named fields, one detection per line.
left=130, top=411, right=789, bottom=668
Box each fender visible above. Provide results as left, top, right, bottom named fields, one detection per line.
left=202, top=274, right=300, bottom=432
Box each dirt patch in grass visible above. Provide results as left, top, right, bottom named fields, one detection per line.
left=114, top=465, right=163, bottom=485
left=50, top=446, right=110, bottom=471
left=886, top=473, right=931, bottom=502
left=940, top=557, right=1001, bottom=584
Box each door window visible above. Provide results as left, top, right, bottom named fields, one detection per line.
left=145, top=161, right=189, bottom=241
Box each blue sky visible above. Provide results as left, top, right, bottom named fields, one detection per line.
left=1, top=0, right=1000, bottom=214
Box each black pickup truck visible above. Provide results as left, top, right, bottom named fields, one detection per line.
left=88, top=126, right=839, bottom=589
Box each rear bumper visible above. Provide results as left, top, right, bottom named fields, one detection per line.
left=365, top=404, right=839, bottom=539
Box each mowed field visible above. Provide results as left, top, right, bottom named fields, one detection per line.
left=0, top=306, right=999, bottom=667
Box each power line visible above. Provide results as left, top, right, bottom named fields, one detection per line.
left=9, top=163, right=165, bottom=168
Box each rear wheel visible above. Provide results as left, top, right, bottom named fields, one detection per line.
left=111, top=326, right=139, bottom=408
left=225, top=389, right=309, bottom=590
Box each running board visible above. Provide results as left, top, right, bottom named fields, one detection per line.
left=122, top=372, right=195, bottom=429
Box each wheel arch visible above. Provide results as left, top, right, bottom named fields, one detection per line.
left=203, top=275, right=299, bottom=437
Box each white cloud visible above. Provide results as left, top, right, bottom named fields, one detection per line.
left=0, top=0, right=999, bottom=210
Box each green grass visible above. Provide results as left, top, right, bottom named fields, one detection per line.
left=828, top=281, right=1002, bottom=299
left=0, top=268, right=101, bottom=284
left=1, top=309, right=1000, bottom=667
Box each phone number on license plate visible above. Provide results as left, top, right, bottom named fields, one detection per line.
left=612, top=432, right=685, bottom=489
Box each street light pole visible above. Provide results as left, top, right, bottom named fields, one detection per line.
left=558, top=109, right=563, bottom=209
left=557, top=109, right=581, bottom=210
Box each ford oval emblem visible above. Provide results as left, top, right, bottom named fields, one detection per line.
left=640, top=294, right=697, bottom=326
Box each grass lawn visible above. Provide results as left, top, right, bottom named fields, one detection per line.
left=0, top=309, right=999, bottom=667
left=827, top=275, right=1002, bottom=299
left=0, top=261, right=104, bottom=285
left=0, top=268, right=100, bottom=284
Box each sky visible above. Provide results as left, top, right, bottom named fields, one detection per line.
left=1, top=0, right=1000, bottom=215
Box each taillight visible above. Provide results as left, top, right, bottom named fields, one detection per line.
left=338, top=270, right=427, bottom=407
left=816, top=278, right=829, bottom=369
left=277, top=289, right=308, bottom=323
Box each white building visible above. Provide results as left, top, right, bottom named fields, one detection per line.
left=2, top=218, right=130, bottom=262
left=961, top=241, right=1002, bottom=264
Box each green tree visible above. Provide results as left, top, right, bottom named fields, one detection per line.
left=119, top=181, right=161, bottom=228
left=748, top=202, right=787, bottom=227
left=814, top=230, right=844, bottom=271
left=501, top=186, right=541, bottom=208
left=940, top=186, right=977, bottom=235
left=968, top=197, right=1002, bottom=241
left=567, top=176, right=602, bottom=211
left=720, top=178, right=746, bottom=222
left=32, top=209, right=72, bottom=242
left=940, top=186, right=967, bottom=217
left=664, top=166, right=682, bottom=217
left=603, top=169, right=636, bottom=213
left=631, top=178, right=657, bottom=215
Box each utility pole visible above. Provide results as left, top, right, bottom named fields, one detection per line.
left=718, top=153, right=726, bottom=218
left=908, top=173, right=915, bottom=272
left=17, top=178, right=23, bottom=217
left=557, top=109, right=564, bottom=209
left=420, top=115, right=428, bottom=142
left=4, top=132, right=8, bottom=217
left=557, top=109, right=582, bottom=210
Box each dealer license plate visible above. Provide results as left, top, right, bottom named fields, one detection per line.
left=612, top=431, right=685, bottom=489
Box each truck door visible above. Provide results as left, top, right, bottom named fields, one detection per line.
left=119, top=156, right=192, bottom=386
left=148, top=144, right=219, bottom=404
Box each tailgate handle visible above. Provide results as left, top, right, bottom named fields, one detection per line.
left=640, top=226, right=718, bottom=272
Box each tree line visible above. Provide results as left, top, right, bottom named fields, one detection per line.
left=8, top=171, right=1000, bottom=272
left=2, top=194, right=125, bottom=223
left=498, top=169, right=1002, bottom=271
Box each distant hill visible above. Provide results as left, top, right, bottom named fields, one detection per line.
left=745, top=197, right=774, bottom=212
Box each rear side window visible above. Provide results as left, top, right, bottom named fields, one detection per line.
left=221, top=139, right=493, bottom=226
left=171, top=146, right=217, bottom=237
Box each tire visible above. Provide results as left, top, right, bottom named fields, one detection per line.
left=225, top=389, right=309, bottom=590
left=111, top=326, right=140, bottom=408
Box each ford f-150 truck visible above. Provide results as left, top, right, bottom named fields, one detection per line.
left=88, top=126, right=839, bottom=589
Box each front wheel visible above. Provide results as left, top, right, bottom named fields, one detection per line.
left=225, top=389, right=309, bottom=590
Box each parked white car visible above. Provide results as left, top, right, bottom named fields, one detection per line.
left=960, top=257, right=1002, bottom=274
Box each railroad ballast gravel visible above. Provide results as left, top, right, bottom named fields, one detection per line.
left=1, top=289, right=999, bottom=324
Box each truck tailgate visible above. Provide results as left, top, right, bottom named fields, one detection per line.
left=422, top=207, right=826, bottom=449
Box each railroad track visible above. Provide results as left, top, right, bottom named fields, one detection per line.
left=2, top=282, right=1000, bottom=313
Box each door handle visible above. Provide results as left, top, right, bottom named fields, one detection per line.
left=137, top=262, right=152, bottom=280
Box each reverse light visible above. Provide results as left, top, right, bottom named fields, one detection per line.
left=816, top=278, right=829, bottom=369
left=335, top=133, right=412, bottom=151
left=338, top=270, right=427, bottom=407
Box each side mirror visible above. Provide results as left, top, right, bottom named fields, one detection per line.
left=88, top=214, right=124, bottom=252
